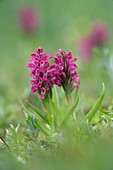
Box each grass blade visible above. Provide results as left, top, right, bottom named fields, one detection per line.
left=61, top=96, right=79, bottom=126
left=51, top=101, right=63, bottom=120
left=19, top=97, right=33, bottom=116
left=83, top=83, right=105, bottom=123
left=26, top=100, right=48, bottom=123
left=53, top=86, right=60, bottom=108
left=19, top=98, right=50, bottom=135
left=100, top=108, right=111, bottom=115
left=27, top=114, right=50, bottom=135
left=34, top=118, right=50, bottom=135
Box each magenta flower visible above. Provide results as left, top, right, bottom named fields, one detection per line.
left=19, top=7, right=39, bottom=34
left=28, top=47, right=80, bottom=100
left=91, top=22, right=110, bottom=47
left=79, top=36, right=94, bottom=60
left=79, top=22, right=110, bottom=59
left=53, top=49, right=80, bottom=93
left=27, top=47, right=55, bottom=99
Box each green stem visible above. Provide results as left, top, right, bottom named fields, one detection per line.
left=65, top=93, right=72, bottom=105
left=42, top=96, right=55, bottom=133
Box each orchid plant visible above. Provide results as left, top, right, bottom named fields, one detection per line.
left=20, top=47, right=105, bottom=137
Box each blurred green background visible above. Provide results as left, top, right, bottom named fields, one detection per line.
left=0, top=0, right=113, bottom=102
left=1, top=1, right=113, bottom=170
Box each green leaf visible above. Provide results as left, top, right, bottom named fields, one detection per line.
left=53, top=86, right=60, bottom=108
left=43, top=95, right=55, bottom=131
left=26, top=119, right=34, bottom=132
left=61, top=96, right=79, bottom=126
left=34, top=117, right=51, bottom=135
left=51, top=101, right=63, bottom=120
left=19, top=98, right=50, bottom=135
left=26, top=111, right=50, bottom=135
left=32, top=115, right=35, bottom=127
left=48, top=96, right=55, bottom=132
left=26, top=100, right=48, bottom=124
left=19, top=98, right=33, bottom=116
left=83, top=83, right=105, bottom=123
left=100, top=108, right=111, bottom=115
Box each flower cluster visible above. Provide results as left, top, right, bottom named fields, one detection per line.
left=27, top=47, right=55, bottom=99
left=19, top=7, right=39, bottom=34
left=91, top=23, right=109, bottom=47
left=53, top=49, right=80, bottom=92
left=79, top=22, right=110, bottom=59
left=28, top=47, right=80, bottom=99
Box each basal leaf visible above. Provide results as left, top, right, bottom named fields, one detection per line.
left=27, top=111, right=50, bottom=135
left=26, top=100, right=48, bottom=123
left=83, top=83, right=105, bottom=123
left=19, top=98, right=50, bottom=135
left=34, top=118, right=51, bottom=135
left=53, top=86, right=60, bottom=108
left=51, top=101, right=63, bottom=120
left=19, top=98, right=33, bottom=117
left=61, top=96, right=79, bottom=126
left=100, top=108, right=111, bottom=115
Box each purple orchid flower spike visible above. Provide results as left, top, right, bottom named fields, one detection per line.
left=19, top=7, right=39, bottom=34
left=28, top=47, right=54, bottom=99
left=79, top=21, right=110, bottom=60
left=28, top=47, right=80, bottom=103
left=53, top=49, right=80, bottom=103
